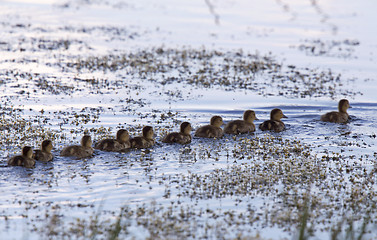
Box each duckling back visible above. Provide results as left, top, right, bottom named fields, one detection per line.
left=224, top=120, right=255, bottom=134
left=8, top=156, right=35, bottom=168
left=320, top=111, right=349, bottom=123
left=60, top=145, right=93, bottom=159
left=194, top=125, right=223, bottom=138
left=94, top=139, right=131, bottom=152
left=130, top=137, right=155, bottom=149
left=259, top=120, right=286, bottom=132
left=162, top=132, right=192, bottom=144
left=33, top=150, right=54, bottom=162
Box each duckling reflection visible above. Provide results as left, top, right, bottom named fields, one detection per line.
left=321, top=99, right=351, bottom=123
left=95, top=129, right=130, bottom=152
left=259, top=108, right=287, bottom=132
left=195, top=116, right=223, bottom=138
left=8, top=146, right=35, bottom=168
left=162, top=122, right=192, bottom=144
left=60, top=135, right=93, bottom=159
left=130, top=126, right=155, bottom=149
left=34, top=140, right=54, bottom=162
left=224, top=110, right=258, bottom=134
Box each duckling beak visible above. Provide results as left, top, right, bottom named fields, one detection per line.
left=282, top=114, right=288, bottom=118
left=348, top=105, right=352, bottom=109
left=255, top=117, right=259, bottom=120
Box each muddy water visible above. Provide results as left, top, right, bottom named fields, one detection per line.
left=0, top=0, right=377, bottom=239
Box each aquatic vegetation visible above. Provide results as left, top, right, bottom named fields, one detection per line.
left=64, top=47, right=359, bottom=99
left=296, top=39, right=360, bottom=58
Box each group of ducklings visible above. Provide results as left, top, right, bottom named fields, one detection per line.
left=8, top=99, right=351, bottom=168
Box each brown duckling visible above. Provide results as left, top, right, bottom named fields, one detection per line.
left=130, top=126, right=155, bottom=149
left=8, top=146, right=35, bottom=168
left=94, top=129, right=131, bottom=152
left=33, top=140, right=54, bottom=162
left=162, top=122, right=192, bottom=144
left=259, top=108, right=287, bottom=132
left=224, top=110, right=258, bottom=134
left=195, top=116, right=224, bottom=138
left=60, top=135, right=94, bottom=159
left=320, top=99, right=351, bottom=123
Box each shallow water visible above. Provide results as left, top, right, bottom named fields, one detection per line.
left=1, top=0, right=377, bottom=239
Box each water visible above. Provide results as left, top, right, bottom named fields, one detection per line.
left=0, top=0, right=377, bottom=239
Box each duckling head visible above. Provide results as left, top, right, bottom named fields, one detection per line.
left=142, top=126, right=154, bottom=140
left=180, top=122, right=192, bottom=135
left=81, top=135, right=92, bottom=148
left=338, top=99, right=351, bottom=113
left=270, top=108, right=287, bottom=121
left=210, top=116, right=223, bottom=128
left=22, top=146, right=33, bottom=158
left=244, top=110, right=258, bottom=123
left=116, top=129, right=130, bottom=143
left=41, top=140, right=53, bottom=153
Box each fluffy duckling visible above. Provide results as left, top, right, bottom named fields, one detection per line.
left=130, top=126, right=155, bottom=149
left=224, top=110, right=258, bottom=134
left=8, top=146, right=35, bottom=168
left=33, top=140, right=54, bottom=162
left=259, top=108, right=288, bottom=132
left=162, top=122, right=192, bottom=144
left=94, top=129, right=131, bottom=152
left=60, top=135, right=94, bottom=159
left=195, top=116, right=224, bottom=138
left=320, top=99, right=351, bottom=123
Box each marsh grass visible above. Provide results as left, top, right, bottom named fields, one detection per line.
left=65, top=47, right=359, bottom=99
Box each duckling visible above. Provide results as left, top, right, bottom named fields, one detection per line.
left=320, top=99, right=351, bottom=123
left=162, top=122, right=192, bottom=144
left=259, top=108, right=288, bottom=132
left=224, top=110, right=258, bottom=134
left=60, top=135, right=93, bottom=159
left=130, top=126, right=155, bottom=149
left=8, top=146, right=35, bottom=168
left=94, top=129, right=131, bottom=152
left=33, top=140, right=54, bottom=162
left=195, top=116, right=224, bottom=138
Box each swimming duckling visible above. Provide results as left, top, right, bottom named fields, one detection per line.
left=130, top=126, right=155, bottom=149
left=224, top=110, right=258, bottom=134
left=8, top=146, right=35, bottom=168
left=320, top=99, right=351, bottom=123
left=162, top=122, right=192, bottom=144
left=195, top=116, right=224, bottom=138
left=259, top=108, right=287, bottom=132
left=60, top=135, right=94, bottom=159
left=94, top=129, right=131, bottom=152
left=33, top=140, right=54, bottom=162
